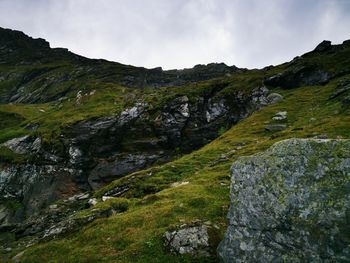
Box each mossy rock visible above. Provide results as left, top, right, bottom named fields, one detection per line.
left=218, top=138, right=350, bottom=262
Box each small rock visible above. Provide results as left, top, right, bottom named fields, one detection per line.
left=68, top=193, right=89, bottom=202
left=309, top=117, right=317, bottom=122
left=77, top=193, right=90, bottom=200
left=164, top=225, right=209, bottom=256
left=102, top=196, right=113, bottom=202
left=171, top=181, right=189, bottom=188
left=272, top=111, right=287, bottom=121
left=267, top=93, right=283, bottom=104
left=49, top=204, right=58, bottom=210
left=76, top=90, right=82, bottom=105
left=265, top=124, right=287, bottom=132
left=313, top=134, right=328, bottom=139
left=88, top=198, right=98, bottom=206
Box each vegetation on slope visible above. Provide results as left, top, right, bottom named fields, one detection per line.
left=0, top=28, right=349, bottom=262
left=2, top=76, right=348, bottom=262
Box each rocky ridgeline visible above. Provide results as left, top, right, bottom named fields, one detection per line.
left=218, top=138, right=350, bottom=262
left=0, top=27, right=244, bottom=104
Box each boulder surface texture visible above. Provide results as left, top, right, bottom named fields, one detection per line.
left=218, top=138, right=350, bottom=263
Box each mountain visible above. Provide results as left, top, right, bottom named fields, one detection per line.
left=0, top=27, right=242, bottom=104
left=0, top=27, right=349, bottom=262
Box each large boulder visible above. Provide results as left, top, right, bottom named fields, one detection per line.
left=218, top=138, right=350, bottom=262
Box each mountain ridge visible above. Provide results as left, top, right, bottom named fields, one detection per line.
left=0, top=27, right=349, bottom=262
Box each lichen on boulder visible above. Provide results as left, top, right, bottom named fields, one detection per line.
left=218, top=138, right=350, bottom=262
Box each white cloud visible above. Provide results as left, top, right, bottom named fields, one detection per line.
left=0, top=0, right=349, bottom=69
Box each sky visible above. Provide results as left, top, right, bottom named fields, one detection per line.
left=0, top=0, right=349, bottom=70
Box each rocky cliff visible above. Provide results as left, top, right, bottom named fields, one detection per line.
left=218, top=139, right=350, bottom=262
left=0, top=84, right=271, bottom=227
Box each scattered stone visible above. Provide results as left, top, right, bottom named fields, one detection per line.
left=67, top=193, right=89, bottom=202
left=76, top=91, right=82, bottom=105
left=309, top=117, right=316, bottom=122
left=272, top=111, right=287, bottom=121
left=218, top=138, right=350, bottom=262
left=164, top=225, right=209, bottom=256
left=102, top=196, right=113, bottom=202
left=265, top=124, right=287, bottom=132
left=171, top=181, right=189, bottom=188
left=77, top=193, right=90, bottom=200
left=266, top=93, right=283, bottom=104
left=88, top=198, right=98, bottom=206
left=313, top=134, right=328, bottom=139
left=49, top=204, right=58, bottom=210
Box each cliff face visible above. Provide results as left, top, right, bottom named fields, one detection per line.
left=0, top=84, right=270, bottom=226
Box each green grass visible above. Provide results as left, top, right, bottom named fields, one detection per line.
left=1, top=76, right=347, bottom=262
left=1, top=41, right=350, bottom=261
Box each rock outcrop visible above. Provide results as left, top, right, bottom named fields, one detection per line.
left=218, top=138, right=350, bottom=262
left=264, top=65, right=331, bottom=89
left=0, top=85, right=271, bottom=228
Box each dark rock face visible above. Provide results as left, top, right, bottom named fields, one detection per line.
left=0, top=86, right=271, bottom=227
left=314, top=40, right=332, bottom=52
left=0, top=27, right=244, bottom=104
left=0, top=163, right=82, bottom=225
left=329, top=79, right=350, bottom=100
left=264, top=66, right=331, bottom=89
left=218, top=139, right=350, bottom=262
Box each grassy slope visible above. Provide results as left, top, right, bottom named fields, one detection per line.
left=3, top=76, right=348, bottom=262
left=0, top=42, right=349, bottom=262
left=0, top=70, right=265, bottom=164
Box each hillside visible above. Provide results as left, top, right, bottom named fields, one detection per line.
left=0, top=28, right=349, bottom=262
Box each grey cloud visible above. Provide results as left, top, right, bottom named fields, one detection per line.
left=0, top=0, right=349, bottom=69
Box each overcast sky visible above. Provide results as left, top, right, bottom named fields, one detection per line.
left=0, top=0, right=349, bottom=69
